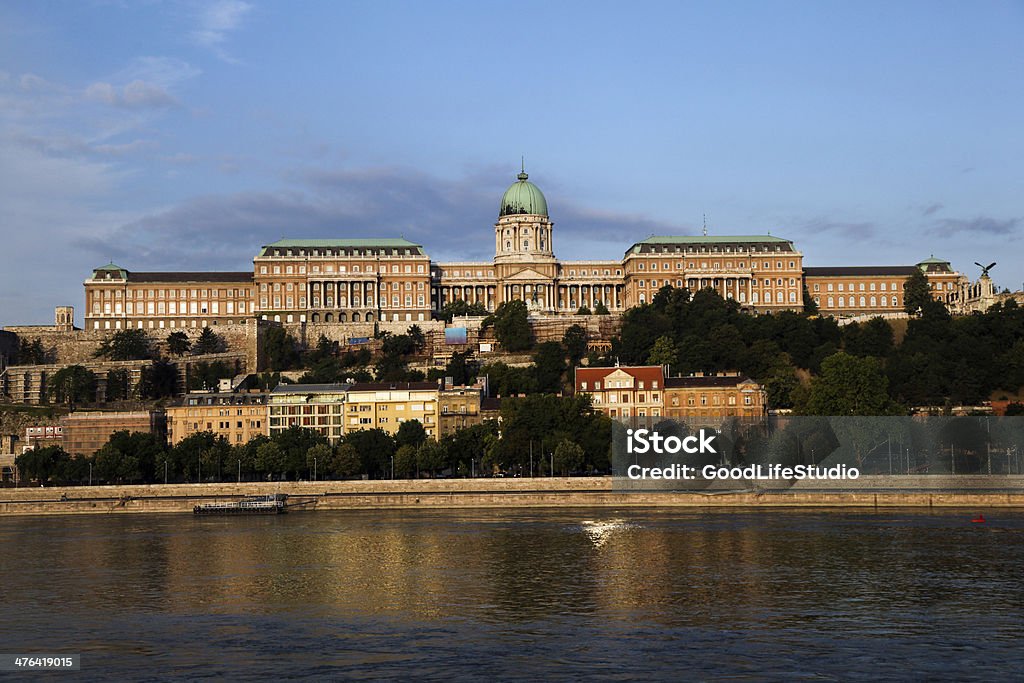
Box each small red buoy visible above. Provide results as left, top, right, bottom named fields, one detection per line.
left=972, top=514, right=986, bottom=523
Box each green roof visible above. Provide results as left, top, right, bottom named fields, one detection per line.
left=262, top=238, right=421, bottom=248
left=917, top=255, right=950, bottom=265
left=499, top=171, right=548, bottom=217
left=637, top=235, right=791, bottom=244
left=258, top=238, right=423, bottom=257
left=91, top=263, right=128, bottom=279
left=628, top=234, right=791, bottom=254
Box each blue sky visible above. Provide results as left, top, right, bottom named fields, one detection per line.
left=1, top=0, right=1021, bottom=325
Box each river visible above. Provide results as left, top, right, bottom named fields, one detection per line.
left=1, top=508, right=1022, bottom=680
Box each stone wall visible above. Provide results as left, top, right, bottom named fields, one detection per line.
left=3, top=476, right=1024, bottom=516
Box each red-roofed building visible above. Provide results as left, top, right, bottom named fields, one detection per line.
left=574, top=366, right=665, bottom=419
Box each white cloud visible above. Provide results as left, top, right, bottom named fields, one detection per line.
left=85, top=79, right=177, bottom=108
left=191, top=0, right=252, bottom=61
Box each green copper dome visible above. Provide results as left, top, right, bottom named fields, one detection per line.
left=499, top=170, right=548, bottom=217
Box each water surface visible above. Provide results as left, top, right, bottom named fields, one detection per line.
left=1, top=508, right=1021, bottom=680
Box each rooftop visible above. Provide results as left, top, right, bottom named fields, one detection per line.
left=804, top=266, right=917, bottom=277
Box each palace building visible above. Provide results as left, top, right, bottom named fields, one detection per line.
left=82, top=168, right=966, bottom=331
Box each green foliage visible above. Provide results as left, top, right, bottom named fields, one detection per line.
left=166, top=331, right=191, bottom=356
left=416, top=440, right=447, bottom=477
left=801, top=352, right=901, bottom=416
left=843, top=317, right=894, bottom=357
left=562, top=324, right=588, bottom=367
left=255, top=442, right=286, bottom=478
left=269, top=425, right=329, bottom=480
left=331, top=443, right=362, bottom=478
left=105, top=368, right=131, bottom=402
left=532, top=342, right=566, bottom=394
left=803, top=285, right=819, bottom=315
left=407, top=325, right=426, bottom=351
left=15, top=445, right=71, bottom=484
left=305, top=443, right=333, bottom=479
left=553, top=439, right=585, bottom=475
left=170, top=431, right=231, bottom=482
left=1004, top=403, right=1024, bottom=416
left=187, top=360, right=235, bottom=391
left=396, top=419, right=428, bottom=449
left=95, top=329, right=150, bottom=361
left=444, top=349, right=477, bottom=386
left=576, top=305, right=592, bottom=315
left=479, top=362, right=536, bottom=396
left=344, top=428, right=396, bottom=479
left=439, top=299, right=489, bottom=323
left=442, top=421, right=498, bottom=474
left=19, top=338, right=50, bottom=365
left=490, top=300, right=532, bottom=351
left=903, top=269, right=933, bottom=315
left=394, top=444, right=417, bottom=478
left=594, top=301, right=610, bottom=315
left=48, top=365, right=97, bottom=408
left=193, top=327, right=224, bottom=355
left=138, top=360, right=178, bottom=399
left=647, top=335, right=678, bottom=368
left=487, top=394, right=611, bottom=474
left=261, top=326, right=300, bottom=371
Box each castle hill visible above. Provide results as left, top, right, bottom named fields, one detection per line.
left=1, top=170, right=1023, bottom=509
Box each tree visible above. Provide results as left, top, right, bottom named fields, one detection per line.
left=407, top=325, right=426, bottom=351
left=193, top=327, right=224, bottom=355
left=802, top=285, right=819, bottom=315
left=15, top=445, right=70, bottom=484
left=331, top=443, right=362, bottom=478
left=345, top=428, right=395, bottom=478
left=562, top=324, right=588, bottom=367
left=105, top=368, right=131, bottom=402
left=576, top=305, right=592, bottom=315
left=439, top=300, right=489, bottom=323
left=306, top=443, right=333, bottom=480
left=138, top=360, right=178, bottom=399
left=1005, top=403, right=1024, bottom=416
left=594, top=301, right=610, bottom=315
left=903, top=269, right=933, bottom=315
left=490, top=300, right=532, bottom=351
left=166, top=331, right=191, bottom=356
left=394, top=444, right=418, bottom=478
left=444, top=349, right=477, bottom=386
left=94, top=442, right=140, bottom=483
left=261, top=326, right=300, bottom=371
left=20, top=338, right=49, bottom=365
left=647, top=335, right=678, bottom=368
left=270, top=425, right=328, bottom=479
left=48, top=365, right=97, bottom=408
left=416, top=440, right=447, bottom=477
left=396, top=419, right=427, bottom=449
left=255, top=442, right=286, bottom=479
left=94, top=329, right=150, bottom=361
left=553, top=439, right=585, bottom=475
left=533, top=342, right=566, bottom=394
left=801, top=352, right=899, bottom=416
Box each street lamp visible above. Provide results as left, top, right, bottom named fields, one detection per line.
left=89, top=462, right=92, bottom=487
left=313, top=457, right=317, bottom=482
left=390, top=454, right=394, bottom=480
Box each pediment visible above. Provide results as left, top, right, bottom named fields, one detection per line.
left=505, top=268, right=551, bottom=282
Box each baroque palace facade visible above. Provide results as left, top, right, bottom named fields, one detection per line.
left=83, top=169, right=965, bottom=331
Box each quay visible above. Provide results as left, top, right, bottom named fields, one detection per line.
left=2, top=476, right=1024, bottom=516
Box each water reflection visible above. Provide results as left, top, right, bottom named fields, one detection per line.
left=2, top=509, right=1024, bottom=678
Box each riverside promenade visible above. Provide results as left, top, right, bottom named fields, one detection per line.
left=3, top=476, right=1024, bottom=515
